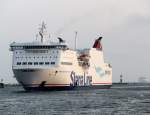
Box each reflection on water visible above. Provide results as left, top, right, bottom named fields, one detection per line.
left=0, top=86, right=150, bottom=115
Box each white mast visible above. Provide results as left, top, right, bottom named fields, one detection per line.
left=74, top=31, right=77, bottom=50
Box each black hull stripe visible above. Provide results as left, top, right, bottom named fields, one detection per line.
left=23, top=85, right=112, bottom=91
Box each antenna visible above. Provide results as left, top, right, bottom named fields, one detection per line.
left=39, top=21, right=46, bottom=43
left=36, top=34, right=38, bottom=41
left=74, top=31, right=77, bottom=50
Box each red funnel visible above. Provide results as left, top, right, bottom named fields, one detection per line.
left=93, top=37, right=102, bottom=50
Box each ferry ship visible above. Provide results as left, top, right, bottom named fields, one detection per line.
left=10, top=22, right=112, bottom=91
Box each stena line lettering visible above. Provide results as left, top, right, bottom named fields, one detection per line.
left=70, top=71, right=92, bottom=86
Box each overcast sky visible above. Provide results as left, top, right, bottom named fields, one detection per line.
left=0, top=0, right=150, bottom=83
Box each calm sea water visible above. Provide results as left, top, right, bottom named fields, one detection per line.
left=0, top=86, right=150, bottom=115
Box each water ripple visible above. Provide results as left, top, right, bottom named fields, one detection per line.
left=0, top=86, right=150, bottom=115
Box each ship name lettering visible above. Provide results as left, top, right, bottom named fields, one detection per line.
left=70, top=71, right=92, bottom=86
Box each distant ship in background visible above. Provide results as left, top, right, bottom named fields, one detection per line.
left=0, top=79, right=4, bottom=88
left=10, top=22, right=112, bottom=91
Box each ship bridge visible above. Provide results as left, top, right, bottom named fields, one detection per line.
left=10, top=41, right=68, bottom=51
left=10, top=22, right=71, bottom=69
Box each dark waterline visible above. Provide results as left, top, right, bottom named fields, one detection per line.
left=0, top=86, right=150, bottom=115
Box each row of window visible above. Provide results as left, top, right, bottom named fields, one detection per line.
left=16, top=62, right=55, bottom=65
left=12, top=45, right=67, bottom=50
left=23, top=45, right=66, bottom=49
left=16, top=61, right=72, bottom=66
left=16, top=56, right=58, bottom=59
left=26, top=50, right=49, bottom=53
left=16, top=50, right=59, bottom=54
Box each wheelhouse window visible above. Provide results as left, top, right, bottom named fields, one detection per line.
left=28, top=62, right=32, bottom=65
left=17, top=62, right=21, bottom=65
left=39, top=62, right=44, bottom=65
left=22, top=62, right=27, bottom=65
left=45, top=62, right=50, bottom=65
left=34, top=62, right=38, bottom=65
left=51, top=62, right=55, bottom=65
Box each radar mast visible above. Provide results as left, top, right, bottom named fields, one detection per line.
left=39, top=21, right=47, bottom=43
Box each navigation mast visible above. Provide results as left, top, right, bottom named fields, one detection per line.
left=39, top=21, right=47, bottom=43
left=74, top=31, right=77, bottom=50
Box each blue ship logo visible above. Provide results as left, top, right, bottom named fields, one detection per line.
left=95, top=67, right=105, bottom=77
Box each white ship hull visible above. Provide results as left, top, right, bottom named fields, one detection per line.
left=13, top=64, right=112, bottom=91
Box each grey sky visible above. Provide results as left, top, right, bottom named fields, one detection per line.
left=0, top=0, right=150, bottom=83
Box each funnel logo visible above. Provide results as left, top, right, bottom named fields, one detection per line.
left=95, top=67, right=105, bottom=77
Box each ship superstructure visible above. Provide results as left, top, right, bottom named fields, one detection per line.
left=10, top=22, right=112, bottom=91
